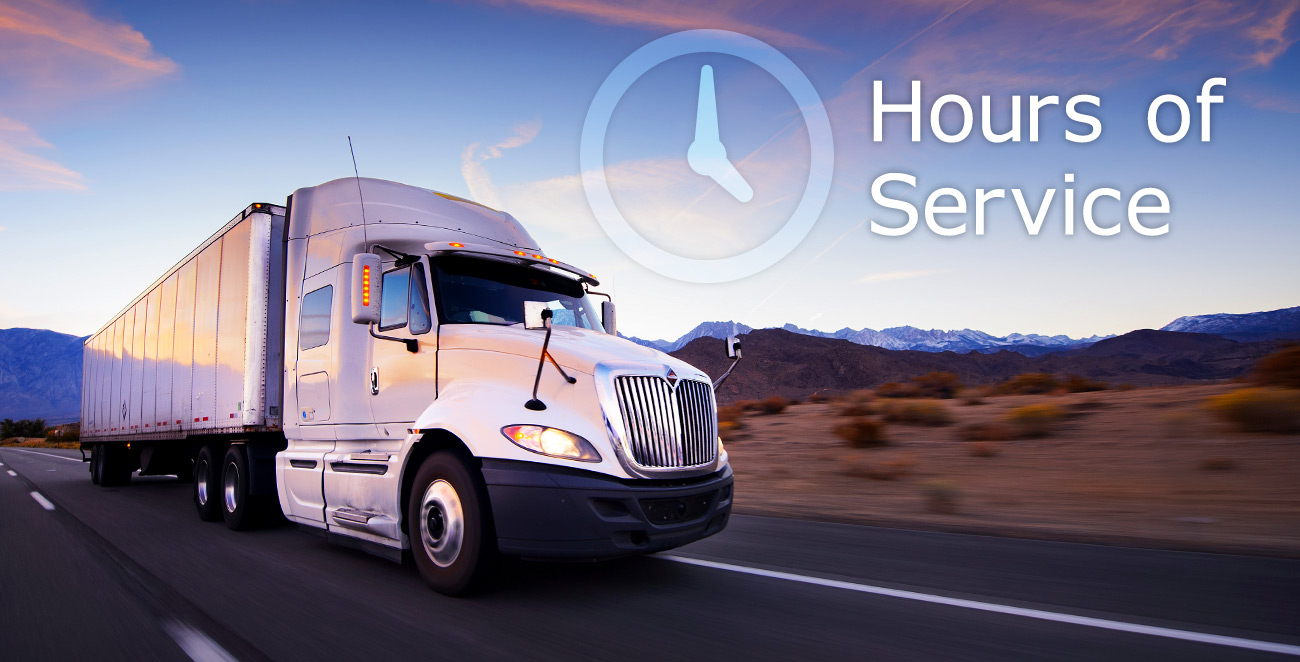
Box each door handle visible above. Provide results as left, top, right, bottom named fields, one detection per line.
left=370, top=367, right=379, bottom=395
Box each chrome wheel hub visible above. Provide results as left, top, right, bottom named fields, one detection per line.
left=418, top=479, right=464, bottom=567
left=223, top=463, right=239, bottom=513
left=196, top=459, right=209, bottom=506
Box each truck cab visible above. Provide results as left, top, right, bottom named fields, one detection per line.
left=272, top=178, right=732, bottom=593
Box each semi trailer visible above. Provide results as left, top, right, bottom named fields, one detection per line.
left=79, top=177, right=734, bottom=594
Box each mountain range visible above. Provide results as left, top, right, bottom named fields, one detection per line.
left=2, top=305, right=1297, bottom=422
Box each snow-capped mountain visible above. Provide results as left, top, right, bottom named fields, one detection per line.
left=627, top=321, right=1108, bottom=355
left=1161, top=306, right=1300, bottom=342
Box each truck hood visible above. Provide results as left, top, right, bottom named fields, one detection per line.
left=436, top=324, right=708, bottom=380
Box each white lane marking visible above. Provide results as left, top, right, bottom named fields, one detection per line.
left=2, top=448, right=81, bottom=462
left=658, top=555, right=1300, bottom=656
left=5, top=470, right=15, bottom=477
left=0, top=461, right=5, bottom=465
left=29, top=491, right=55, bottom=511
left=163, top=621, right=239, bottom=662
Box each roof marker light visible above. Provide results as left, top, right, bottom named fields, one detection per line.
left=448, top=242, right=464, bottom=248
left=532, top=254, right=544, bottom=259
left=514, top=250, right=526, bottom=256
left=548, top=258, right=559, bottom=264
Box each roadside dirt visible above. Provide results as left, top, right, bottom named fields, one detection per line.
left=722, top=384, right=1300, bottom=556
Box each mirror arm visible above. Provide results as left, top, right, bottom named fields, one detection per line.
left=369, top=324, right=418, bottom=353
left=525, top=314, right=577, bottom=411
left=586, top=289, right=612, bottom=303
left=712, top=355, right=741, bottom=390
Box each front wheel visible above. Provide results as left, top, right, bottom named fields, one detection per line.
left=407, top=452, right=492, bottom=595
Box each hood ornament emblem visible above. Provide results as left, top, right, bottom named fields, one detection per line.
left=665, top=368, right=679, bottom=388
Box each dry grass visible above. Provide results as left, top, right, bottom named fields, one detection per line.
left=1, top=437, right=80, bottom=450
left=1205, top=387, right=1300, bottom=433
left=880, top=400, right=954, bottom=426
left=721, top=383, right=1300, bottom=554
left=994, top=373, right=1059, bottom=395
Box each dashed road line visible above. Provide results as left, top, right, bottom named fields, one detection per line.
left=29, top=491, right=56, bottom=511
left=164, top=621, right=240, bottom=662
left=658, top=554, right=1300, bottom=657
left=6, top=470, right=16, bottom=477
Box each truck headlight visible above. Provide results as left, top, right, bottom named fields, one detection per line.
left=501, top=425, right=602, bottom=462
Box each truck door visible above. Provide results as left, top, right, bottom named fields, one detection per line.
left=320, top=256, right=436, bottom=543
left=278, top=270, right=338, bottom=524
left=368, top=256, right=438, bottom=430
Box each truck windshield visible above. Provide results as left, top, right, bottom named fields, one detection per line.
left=430, top=254, right=601, bottom=330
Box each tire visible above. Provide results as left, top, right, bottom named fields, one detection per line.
left=98, top=444, right=133, bottom=487
left=221, top=445, right=255, bottom=530
left=90, top=446, right=102, bottom=485
left=193, top=445, right=223, bottom=522
left=407, top=452, right=493, bottom=596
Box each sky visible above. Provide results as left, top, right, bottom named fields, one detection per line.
left=0, top=0, right=1297, bottom=343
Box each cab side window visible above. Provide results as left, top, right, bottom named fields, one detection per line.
left=379, top=267, right=410, bottom=331
left=379, top=263, right=433, bottom=335
left=409, top=262, right=432, bottom=335
left=299, top=285, right=333, bottom=350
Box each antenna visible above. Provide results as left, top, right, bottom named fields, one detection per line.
left=348, top=136, right=369, bottom=245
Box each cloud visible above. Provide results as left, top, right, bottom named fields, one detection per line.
left=485, top=0, right=829, bottom=51
left=0, top=115, right=84, bottom=190
left=0, top=0, right=177, bottom=191
left=460, top=119, right=542, bottom=209
left=856, top=269, right=944, bottom=284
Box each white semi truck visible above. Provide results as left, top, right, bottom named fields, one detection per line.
left=79, top=177, right=735, bottom=594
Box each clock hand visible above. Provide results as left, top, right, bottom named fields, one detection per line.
left=711, top=157, right=754, bottom=203
left=694, top=65, right=720, bottom=145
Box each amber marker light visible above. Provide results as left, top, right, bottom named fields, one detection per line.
left=362, top=265, right=371, bottom=307
left=448, top=242, right=464, bottom=248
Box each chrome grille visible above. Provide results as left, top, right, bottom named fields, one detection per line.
left=613, top=376, right=717, bottom=469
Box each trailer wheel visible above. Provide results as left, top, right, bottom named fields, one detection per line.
left=221, top=445, right=255, bottom=530
left=193, top=445, right=223, bottom=521
left=407, top=452, right=492, bottom=596
left=90, top=446, right=102, bottom=485
left=98, top=444, right=133, bottom=487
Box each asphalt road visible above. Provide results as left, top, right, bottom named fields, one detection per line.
left=3, top=446, right=1299, bottom=661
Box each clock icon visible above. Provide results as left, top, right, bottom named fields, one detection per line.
left=581, top=29, right=834, bottom=284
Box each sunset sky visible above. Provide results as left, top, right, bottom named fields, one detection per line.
left=1, top=0, right=1297, bottom=342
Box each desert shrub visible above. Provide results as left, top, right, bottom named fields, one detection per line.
left=718, top=404, right=745, bottom=424
left=808, top=392, right=831, bottom=404
left=834, top=417, right=888, bottom=448
left=735, top=400, right=761, bottom=412
left=876, top=381, right=917, bottom=398
left=994, top=373, right=1059, bottom=395
left=912, top=371, right=963, bottom=399
left=1205, top=388, right=1300, bottom=433
left=959, top=422, right=1014, bottom=441
left=1199, top=457, right=1237, bottom=471
left=1251, top=345, right=1300, bottom=389
left=921, top=480, right=959, bottom=513
left=758, top=396, right=789, bottom=415
left=969, top=441, right=999, bottom=457
left=881, top=400, right=954, bottom=426
left=961, top=394, right=987, bottom=406
left=1063, top=375, right=1108, bottom=393
left=1003, top=404, right=1066, bottom=438
left=718, top=420, right=743, bottom=441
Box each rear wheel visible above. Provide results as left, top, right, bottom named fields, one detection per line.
left=193, top=445, right=223, bottom=521
left=221, top=445, right=255, bottom=530
left=89, top=446, right=102, bottom=485
left=406, top=452, right=492, bottom=595
left=97, top=444, right=133, bottom=487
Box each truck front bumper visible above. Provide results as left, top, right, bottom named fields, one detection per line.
left=481, top=459, right=732, bottom=560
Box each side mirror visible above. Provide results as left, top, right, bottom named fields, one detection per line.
left=351, top=253, right=381, bottom=324
left=725, top=336, right=742, bottom=359
left=601, top=301, right=617, bottom=336
left=524, top=301, right=549, bottom=330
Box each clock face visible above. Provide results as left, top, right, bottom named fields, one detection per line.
left=582, top=30, right=834, bottom=284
